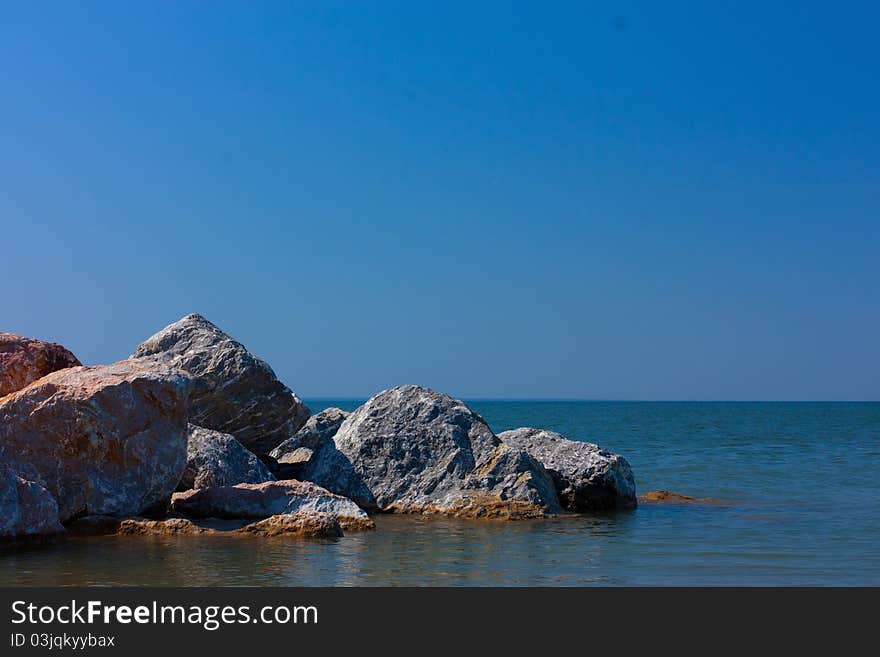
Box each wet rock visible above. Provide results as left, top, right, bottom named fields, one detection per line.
left=639, top=490, right=697, bottom=503
left=117, top=517, right=221, bottom=536
left=0, top=462, right=65, bottom=540
left=268, top=407, right=348, bottom=479
left=70, top=513, right=348, bottom=538
left=638, top=490, right=733, bottom=506
left=0, top=333, right=80, bottom=397
left=180, top=425, right=275, bottom=490
left=498, top=428, right=637, bottom=511
left=132, top=313, right=310, bottom=458
left=305, top=385, right=562, bottom=518
left=388, top=493, right=560, bottom=520
left=70, top=515, right=229, bottom=536
left=0, top=360, right=190, bottom=522
left=239, top=512, right=343, bottom=538
left=170, top=479, right=374, bottom=530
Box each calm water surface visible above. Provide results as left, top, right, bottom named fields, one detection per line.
left=3, top=401, right=878, bottom=585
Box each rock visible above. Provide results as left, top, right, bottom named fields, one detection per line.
left=276, top=448, right=313, bottom=467
left=305, top=385, right=562, bottom=518
left=170, top=479, right=374, bottom=530
left=638, top=490, right=733, bottom=506
left=69, top=513, right=346, bottom=538
left=268, top=407, right=348, bottom=479
left=0, top=333, right=80, bottom=397
left=0, top=462, right=65, bottom=540
left=239, top=513, right=343, bottom=538
left=0, top=360, right=190, bottom=522
left=131, top=313, right=310, bottom=458
left=390, top=493, right=562, bottom=520
left=498, top=428, right=637, bottom=511
left=69, top=515, right=232, bottom=536
left=179, top=425, right=275, bottom=490
left=638, top=490, right=697, bottom=503
left=116, top=517, right=220, bottom=536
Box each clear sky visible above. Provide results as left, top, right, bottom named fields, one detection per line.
left=1, top=2, right=877, bottom=400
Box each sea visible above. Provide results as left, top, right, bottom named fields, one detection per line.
left=2, top=401, right=878, bottom=586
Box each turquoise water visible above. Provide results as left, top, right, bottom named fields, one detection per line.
left=2, top=401, right=878, bottom=586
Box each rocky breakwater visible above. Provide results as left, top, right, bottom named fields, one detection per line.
left=0, top=359, right=191, bottom=536
left=2, top=313, right=647, bottom=541
left=297, top=385, right=563, bottom=519
left=498, top=428, right=637, bottom=510
left=131, top=314, right=310, bottom=459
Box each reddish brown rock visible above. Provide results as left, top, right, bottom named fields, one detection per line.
left=117, top=517, right=220, bottom=536
left=638, top=490, right=734, bottom=506
left=0, top=359, right=191, bottom=522
left=639, top=490, right=698, bottom=503
left=0, top=333, right=80, bottom=398
left=239, top=513, right=343, bottom=538
left=68, top=513, right=349, bottom=538
left=66, top=514, right=241, bottom=536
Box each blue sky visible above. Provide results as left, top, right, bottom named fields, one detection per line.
left=1, top=2, right=877, bottom=400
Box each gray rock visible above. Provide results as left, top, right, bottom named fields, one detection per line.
left=498, top=428, right=637, bottom=510
left=179, top=425, right=276, bottom=491
left=0, top=332, right=81, bottom=397
left=0, top=359, right=190, bottom=522
left=131, top=313, right=310, bottom=458
left=305, top=385, right=562, bottom=518
left=268, top=407, right=349, bottom=479
left=0, top=462, right=64, bottom=540
left=170, top=479, right=374, bottom=531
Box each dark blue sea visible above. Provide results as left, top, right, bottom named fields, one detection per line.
left=3, top=401, right=878, bottom=586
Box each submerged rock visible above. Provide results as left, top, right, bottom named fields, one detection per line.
left=304, top=386, right=562, bottom=518
left=0, top=462, right=65, bottom=540
left=638, top=490, right=733, bottom=506
left=170, top=479, right=374, bottom=530
left=0, top=333, right=81, bottom=397
left=179, top=425, right=275, bottom=490
left=0, top=360, right=190, bottom=522
left=268, top=407, right=349, bottom=479
left=639, top=490, right=697, bottom=503
left=498, top=428, right=637, bottom=511
left=132, top=313, right=310, bottom=458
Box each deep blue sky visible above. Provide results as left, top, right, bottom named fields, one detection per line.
left=2, top=2, right=877, bottom=400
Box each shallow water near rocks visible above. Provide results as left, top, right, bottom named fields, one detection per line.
left=2, top=401, right=878, bottom=586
